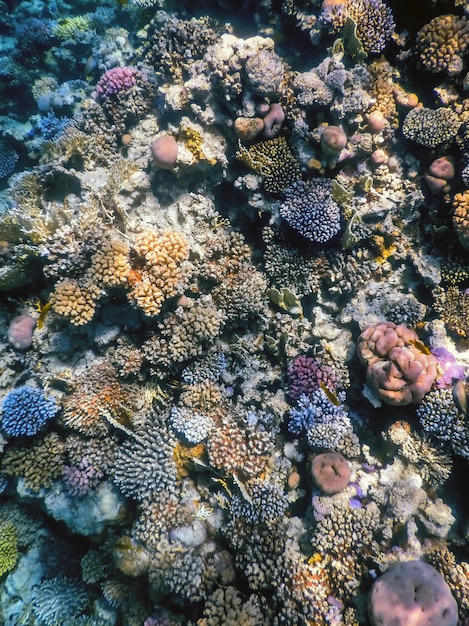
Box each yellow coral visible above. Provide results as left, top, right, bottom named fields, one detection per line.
left=53, top=15, right=94, bottom=42
left=453, top=190, right=469, bottom=252
left=0, top=521, right=18, bottom=576
left=415, top=14, right=469, bottom=76
left=50, top=277, right=101, bottom=326
left=88, top=239, right=131, bottom=287
left=127, top=229, right=188, bottom=317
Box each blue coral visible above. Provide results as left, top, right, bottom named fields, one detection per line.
left=36, top=112, right=73, bottom=142
left=0, top=141, right=19, bottom=179
left=1, top=386, right=59, bottom=437
left=280, top=179, right=341, bottom=244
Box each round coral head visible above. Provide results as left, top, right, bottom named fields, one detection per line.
left=310, top=451, right=351, bottom=495
left=320, top=125, right=347, bottom=157
left=151, top=135, right=178, bottom=170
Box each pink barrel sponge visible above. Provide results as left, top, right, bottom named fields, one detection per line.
left=368, top=560, right=458, bottom=626
left=8, top=314, right=36, bottom=350
left=357, top=321, right=438, bottom=406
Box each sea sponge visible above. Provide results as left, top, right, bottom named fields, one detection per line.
left=310, top=451, right=352, bottom=494
left=415, top=14, right=469, bottom=77
left=357, top=321, right=438, bottom=406
left=368, top=560, right=458, bottom=626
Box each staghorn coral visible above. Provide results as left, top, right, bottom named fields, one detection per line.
left=236, top=136, right=301, bottom=194
left=1, top=432, right=65, bottom=492
left=357, top=321, right=438, bottom=406
left=320, top=0, right=396, bottom=55
left=28, top=576, right=90, bottom=625
left=415, top=14, right=469, bottom=77
left=402, top=106, right=461, bottom=148
left=1, top=385, right=59, bottom=437
left=279, top=179, right=342, bottom=244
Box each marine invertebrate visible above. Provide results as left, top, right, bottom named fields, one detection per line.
left=62, top=456, right=105, bottom=497
left=357, top=321, right=438, bottom=405
left=416, top=388, right=469, bottom=458
left=280, top=179, right=341, bottom=244
left=151, top=135, right=179, bottom=170
left=198, top=586, right=266, bottom=625
left=0, top=520, right=18, bottom=576
left=127, top=229, right=188, bottom=318
left=1, top=432, right=65, bottom=491
left=310, top=451, right=352, bottom=494
left=415, top=14, right=469, bottom=77
left=320, top=0, right=396, bottom=55
left=320, top=125, right=347, bottom=159
left=29, top=576, right=90, bottom=624
left=452, top=190, right=469, bottom=251
left=244, top=49, right=284, bottom=97
left=0, top=141, right=19, bottom=178
left=1, top=385, right=59, bottom=438
left=61, top=361, right=140, bottom=438
left=368, top=561, right=458, bottom=626
left=424, top=156, right=455, bottom=194
left=93, top=67, right=142, bottom=101
left=287, top=353, right=341, bottom=402
left=7, top=314, right=36, bottom=350
left=49, top=276, right=101, bottom=326
left=236, top=136, right=301, bottom=194
left=169, top=406, right=215, bottom=444
left=111, top=420, right=178, bottom=501
left=52, top=14, right=94, bottom=42
left=402, top=107, right=461, bottom=148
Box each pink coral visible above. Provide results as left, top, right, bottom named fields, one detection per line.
left=8, top=314, right=36, bottom=350
left=357, top=321, right=438, bottom=406
left=93, top=67, right=142, bottom=100
left=368, top=560, right=458, bottom=626
left=310, top=451, right=351, bottom=495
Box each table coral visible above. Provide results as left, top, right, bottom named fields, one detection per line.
left=357, top=321, right=438, bottom=406
left=415, top=14, right=469, bottom=77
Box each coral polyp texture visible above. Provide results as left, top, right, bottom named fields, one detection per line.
left=357, top=321, right=438, bottom=406
left=2, top=0, right=469, bottom=623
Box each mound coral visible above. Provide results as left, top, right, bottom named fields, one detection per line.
left=357, top=321, right=438, bottom=405
left=368, top=560, right=458, bottom=626
left=1, top=386, right=59, bottom=438
left=280, top=179, right=341, bottom=244
left=310, top=451, right=352, bottom=494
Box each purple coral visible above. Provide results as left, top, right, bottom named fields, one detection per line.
left=431, top=346, right=465, bottom=388
left=93, top=67, right=143, bottom=100
left=280, top=179, right=341, bottom=244
left=287, top=354, right=339, bottom=402
left=62, top=456, right=104, bottom=497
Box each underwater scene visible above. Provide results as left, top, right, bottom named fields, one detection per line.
left=2, top=0, right=469, bottom=624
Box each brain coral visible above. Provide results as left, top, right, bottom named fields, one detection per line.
left=368, top=560, right=458, bottom=626
left=415, top=14, right=469, bottom=76
left=321, top=0, right=396, bottom=55
left=402, top=107, right=461, bottom=148
left=280, top=179, right=341, bottom=244
left=1, top=386, right=59, bottom=437
left=357, top=321, right=438, bottom=405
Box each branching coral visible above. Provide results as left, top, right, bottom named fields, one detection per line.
left=1, top=385, right=59, bottom=437
left=415, top=14, right=469, bottom=76
left=236, top=136, right=301, bottom=194
left=402, top=107, right=461, bottom=148
left=0, top=520, right=18, bottom=576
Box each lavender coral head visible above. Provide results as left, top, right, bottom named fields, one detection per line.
left=357, top=321, right=438, bottom=406
left=287, top=354, right=339, bottom=402
left=280, top=179, right=341, bottom=244
left=93, top=67, right=143, bottom=100
left=1, top=386, right=59, bottom=437
left=431, top=346, right=465, bottom=388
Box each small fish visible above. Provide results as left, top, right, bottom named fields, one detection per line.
left=37, top=301, right=51, bottom=330
left=116, top=0, right=128, bottom=6
left=452, top=378, right=467, bottom=415
left=320, top=381, right=341, bottom=406
left=408, top=338, right=431, bottom=355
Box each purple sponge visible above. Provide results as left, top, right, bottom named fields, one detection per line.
left=368, top=561, right=458, bottom=626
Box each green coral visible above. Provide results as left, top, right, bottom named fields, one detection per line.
left=0, top=520, right=18, bottom=576
left=52, top=15, right=94, bottom=42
